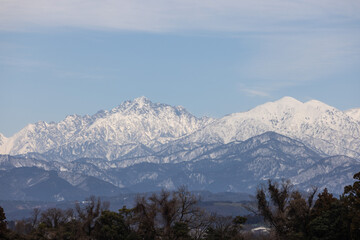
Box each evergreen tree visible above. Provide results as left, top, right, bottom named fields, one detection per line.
left=308, top=188, right=349, bottom=240
left=93, top=210, right=139, bottom=240
left=256, top=180, right=316, bottom=240
left=0, top=206, right=8, bottom=239
left=342, top=172, right=360, bottom=240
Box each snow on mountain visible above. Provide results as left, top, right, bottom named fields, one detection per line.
left=345, top=108, right=360, bottom=122
left=182, top=97, right=360, bottom=158
left=0, top=97, right=213, bottom=159
left=105, top=131, right=359, bottom=194
left=1, top=96, right=359, bottom=161
left=2, top=96, right=360, bottom=198
left=76, top=96, right=212, bottom=146
left=292, top=155, right=360, bottom=194
left=1, top=131, right=359, bottom=196
left=0, top=133, right=8, bottom=152
left=1, top=114, right=94, bottom=155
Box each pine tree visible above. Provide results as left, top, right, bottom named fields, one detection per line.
left=0, top=206, right=8, bottom=238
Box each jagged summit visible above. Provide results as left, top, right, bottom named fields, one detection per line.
left=0, top=133, right=6, bottom=146
left=134, top=96, right=150, bottom=103
left=111, top=96, right=152, bottom=112
left=1, top=96, right=359, bottom=198
left=110, top=96, right=191, bottom=118
left=0, top=97, right=213, bottom=158
left=0, top=96, right=359, bottom=160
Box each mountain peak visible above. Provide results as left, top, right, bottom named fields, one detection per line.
left=133, top=96, right=151, bottom=106
left=1, top=97, right=359, bottom=160
left=304, top=99, right=332, bottom=109
left=249, top=96, right=302, bottom=114
left=345, top=108, right=360, bottom=121
left=275, top=96, right=302, bottom=105
left=0, top=133, right=6, bottom=146
left=111, top=96, right=154, bottom=113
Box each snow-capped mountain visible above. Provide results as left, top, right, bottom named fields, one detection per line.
left=345, top=108, right=360, bottom=122
left=181, top=97, right=360, bottom=158
left=0, top=133, right=6, bottom=147
left=1, top=132, right=359, bottom=199
left=0, top=97, right=213, bottom=160
left=1, top=96, right=359, bottom=161
left=0, top=96, right=360, bottom=198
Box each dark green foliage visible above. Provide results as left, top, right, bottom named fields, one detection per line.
left=342, top=172, right=360, bottom=240
left=308, top=202, right=348, bottom=240
left=172, top=222, right=191, bottom=240
left=256, top=172, right=360, bottom=240
left=256, top=180, right=304, bottom=239
left=93, top=210, right=137, bottom=240
left=308, top=188, right=349, bottom=240
left=0, top=206, right=8, bottom=239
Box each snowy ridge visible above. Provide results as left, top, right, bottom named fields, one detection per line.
left=345, top=108, right=360, bottom=122
left=0, top=97, right=213, bottom=159
left=0, top=133, right=6, bottom=150
left=2, top=132, right=359, bottom=195
left=1, top=96, right=360, bottom=197
left=182, top=97, right=360, bottom=158
left=0, top=96, right=359, bottom=160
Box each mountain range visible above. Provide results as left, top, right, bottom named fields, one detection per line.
left=0, top=96, right=359, bottom=201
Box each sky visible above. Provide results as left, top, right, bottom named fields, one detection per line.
left=0, top=0, right=359, bottom=137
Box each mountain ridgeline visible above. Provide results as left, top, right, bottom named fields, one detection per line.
left=0, top=96, right=359, bottom=201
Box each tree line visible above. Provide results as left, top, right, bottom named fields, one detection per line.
left=0, top=186, right=247, bottom=240
left=0, top=172, right=359, bottom=240
left=256, top=171, right=360, bottom=240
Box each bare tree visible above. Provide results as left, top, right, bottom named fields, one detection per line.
left=75, top=195, right=109, bottom=236
left=205, top=214, right=246, bottom=240
left=132, top=186, right=208, bottom=239
left=31, top=208, right=41, bottom=228
left=132, top=195, right=158, bottom=239
left=40, top=208, right=73, bottom=228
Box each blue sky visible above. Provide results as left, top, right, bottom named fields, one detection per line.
left=0, top=0, right=359, bottom=137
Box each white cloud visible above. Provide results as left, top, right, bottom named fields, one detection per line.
left=0, top=0, right=359, bottom=32
left=236, top=31, right=360, bottom=91
left=238, top=87, right=270, bottom=97
left=1, top=0, right=359, bottom=98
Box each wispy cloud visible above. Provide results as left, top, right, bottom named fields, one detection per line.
left=1, top=0, right=359, bottom=100
left=0, top=0, right=358, bottom=32
left=239, top=88, right=271, bottom=97
left=237, top=83, right=272, bottom=97
left=235, top=31, right=360, bottom=92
